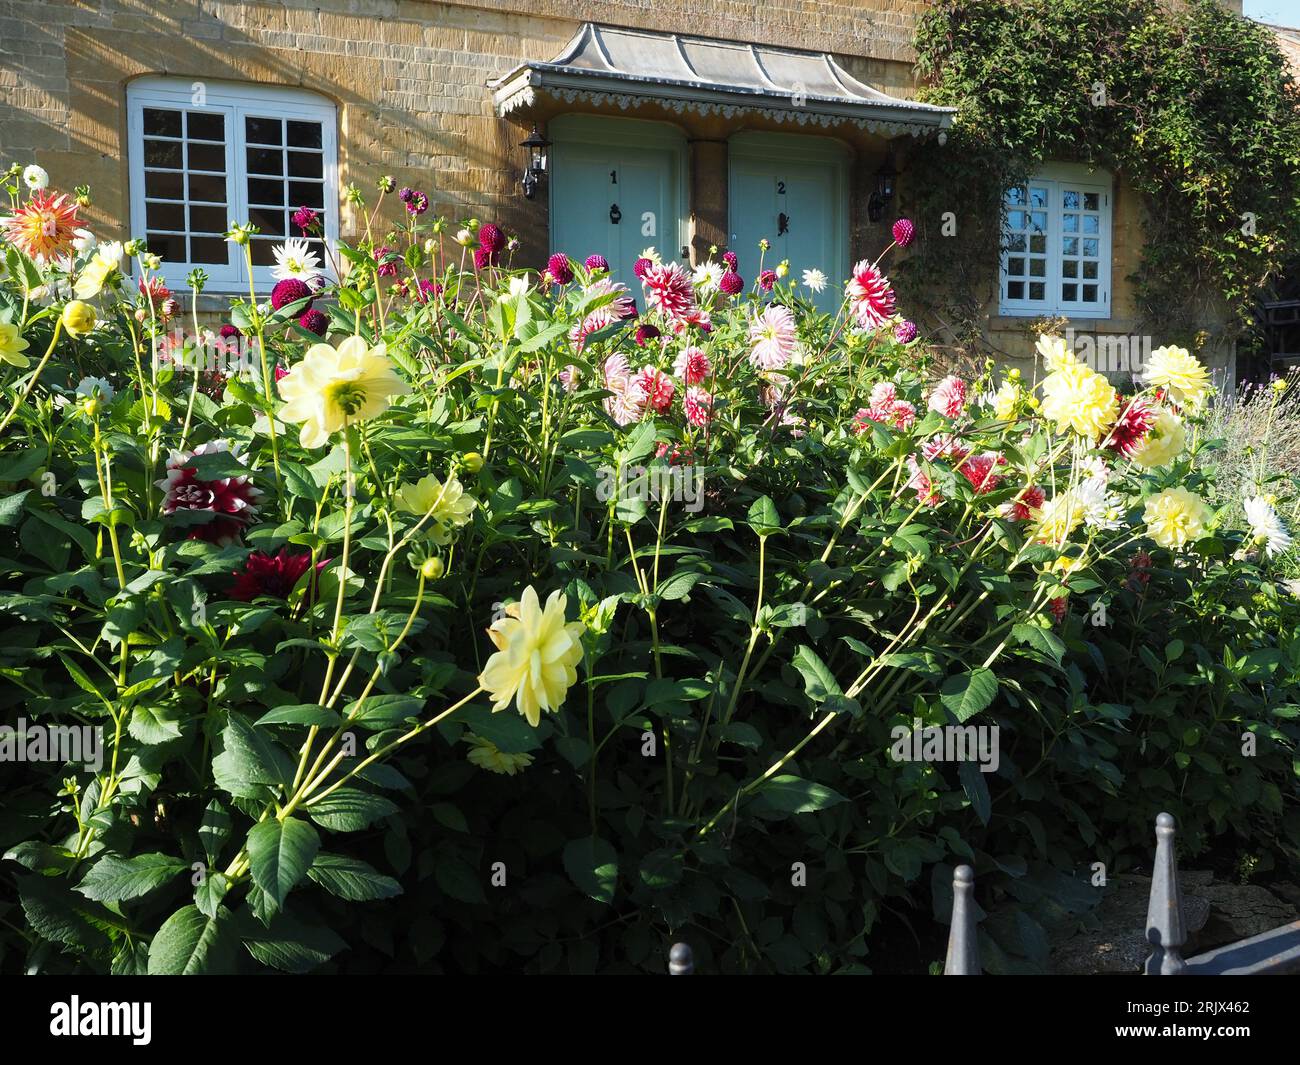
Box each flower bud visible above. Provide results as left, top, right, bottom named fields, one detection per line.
left=462, top=451, right=484, bottom=474
left=61, top=300, right=96, bottom=337
left=420, top=557, right=445, bottom=580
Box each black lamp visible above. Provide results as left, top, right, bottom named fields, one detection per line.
left=520, top=125, right=550, bottom=200
left=868, top=158, right=897, bottom=223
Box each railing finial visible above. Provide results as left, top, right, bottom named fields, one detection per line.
left=944, top=864, right=981, bottom=975
left=668, top=941, right=694, bottom=975
left=1144, top=811, right=1188, bottom=975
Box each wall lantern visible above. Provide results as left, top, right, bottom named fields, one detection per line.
left=867, top=158, right=897, bottom=223
left=520, top=125, right=550, bottom=200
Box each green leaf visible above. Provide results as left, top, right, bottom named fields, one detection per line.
left=211, top=712, right=294, bottom=799
left=754, top=775, right=847, bottom=814
left=940, top=668, right=999, bottom=723
left=305, top=788, right=399, bottom=832
left=563, top=836, right=619, bottom=904
left=240, top=912, right=347, bottom=974
left=307, top=852, right=402, bottom=901
left=247, top=818, right=320, bottom=908
left=128, top=703, right=183, bottom=744
left=76, top=852, right=189, bottom=902
left=194, top=870, right=231, bottom=918
left=791, top=644, right=843, bottom=704
left=1011, top=623, right=1065, bottom=667
left=435, top=854, right=486, bottom=904
left=198, top=800, right=232, bottom=865
left=147, top=904, right=237, bottom=975
left=343, top=693, right=423, bottom=730
left=747, top=495, right=782, bottom=536
left=255, top=703, right=342, bottom=728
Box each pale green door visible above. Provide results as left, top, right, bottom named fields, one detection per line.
left=550, top=117, right=686, bottom=287
left=728, top=135, right=849, bottom=313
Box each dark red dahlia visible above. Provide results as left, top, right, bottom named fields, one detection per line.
left=274, top=362, right=290, bottom=382
left=892, top=218, right=916, bottom=248
left=1104, top=398, right=1156, bottom=458
left=958, top=452, right=1006, bottom=494
left=271, top=277, right=314, bottom=311
left=219, top=324, right=242, bottom=340
left=894, top=319, right=918, bottom=344
left=292, top=206, right=320, bottom=235
left=546, top=253, right=574, bottom=285
left=398, top=187, right=415, bottom=203
left=199, top=371, right=226, bottom=401
left=479, top=223, right=506, bottom=254
left=1049, top=596, right=1068, bottom=624
left=1127, top=550, right=1154, bottom=593
left=632, top=257, right=653, bottom=280
left=299, top=308, right=329, bottom=336
left=634, top=323, right=661, bottom=347
left=758, top=269, right=777, bottom=291
left=473, top=247, right=492, bottom=271
left=584, top=253, right=610, bottom=273
left=156, top=442, right=262, bottom=545
left=719, top=270, right=744, bottom=296
left=722, top=251, right=739, bottom=271
left=374, top=246, right=399, bottom=278
left=406, top=191, right=429, bottom=215
left=227, top=547, right=318, bottom=602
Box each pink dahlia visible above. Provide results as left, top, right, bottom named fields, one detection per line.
left=673, top=346, right=711, bottom=385
left=894, top=319, right=918, bottom=344
left=905, top=456, right=941, bottom=508
left=959, top=452, right=1006, bottom=494
left=637, top=366, right=676, bottom=414
left=642, top=262, right=697, bottom=324
left=603, top=353, right=647, bottom=426
left=748, top=303, right=798, bottom=370
left=546, top=253, right=574, bottom=285
left=1104, top=398, right=1156, bottom=458
left=569, top=278, right=637, bottom=352
left=845, top=259, right=896, bottom=331
left=892, top=218, right=916, bottom=248
left=559, top=365, right=580, bottom=392
left=292, top=206, right=320, bottom=235
left=683, top=386, right=714, bottom=427
left=584, top=254, right=610, bottom=273
left=656, top=441, right=694, bottom=465
left=920, top=434, right=969, bottom=464
left=927, top=375, right=967, bottom=419
left=156, top=441, right=262, bottom=544
left=1049, top=596, right=1069, bottom=624
left=719, top=270, right=744, bottom=296
left=374, top=246, right=399, bottom=277
left=1001, top=484, right=1046, bottom=522
left=871, top=382, right=898, bottom=408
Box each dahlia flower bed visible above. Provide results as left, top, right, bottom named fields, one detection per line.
left=1, top=166, right=1297, bottom=974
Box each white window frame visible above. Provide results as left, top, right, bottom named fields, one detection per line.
left=127, top=77, right=339, bottom=293
left=999, top=163, right=1112, bottom=320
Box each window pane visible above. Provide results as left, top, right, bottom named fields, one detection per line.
left=1062, top=260, right=1078, bottom=278
left=245, top=116, right=283, bottom=145
left=146, top=233, right=186, bottom=261
left=187, top=112, right=225, bottom=141
left=1007, top=257, right=1025, bottom=276
left=1029, top=234, right=1046, bottom=254
left=249, top=238, right=280, bottom=266
left=189, top=173, right=227, bottom=203
left=144, top=139, right=183, bottom=168
left=1062, top=284, right=1077, bottom=301
left=188, top=205, right=227, bottom=234
left=1029, top=258, right=1046, bottom=277
left=1030, top=211, right=1047, bottom=231
left=1082, top=239, right=1099, bottom=257
left=1007, top=281, right=1024, bottom=299
left=1083, top=192, right=1099, bottom=210
left=145, top=202, right=185, bottom=230
left=289, top=181, right=324, bottom=209
left=1063, top=190, right=1080, bottom=209
left=248, top=206, right=285, bottom=236
left=1063, top=237, right=1079, bottom=256
left=1063, top=214, right=1078, bottom=233
left=189, top=236, right=229, bottom=265
left=1082, top=261, right=1098, bottom=280
left=1006, top=234, right=1026, bottom=253
left=1082, top=214, right=1099, bottom=235
left=1006, top=186, right=1026, bottom=206
left=287, top=120, right=322, bottom=149
left=145, top=170, right=185, bottom=199
left=187, top=142, right=225, bottom=172
left=1029, top=187, right=1048, bottom=207
left=1082, top=285, right=1098, bottom=302
left=1006, top=210, right=1025, bottom=229
left=248, top=178, right=284, bottom=206
left=144, top=108, right=182, bottom=137
left=1028, top=282, right=1045, bottom=300
left=287, top=151, right=322, bottom=179
left=247, top=146, right=284, bottom=175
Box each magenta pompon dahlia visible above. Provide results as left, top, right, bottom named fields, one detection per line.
left=719, top=270, right=744, bottom=296
left=298, top=308, right=329, bottom=336
left=584, top=254, right=610, bottom=273
left=546, top=253, right=574, bottom=285
left=892, top=218, right=916, bottom=248
left=271, top=277, right=314, bottom=311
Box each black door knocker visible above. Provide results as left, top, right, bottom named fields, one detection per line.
left=778, top=212, right=790, bottom=236
left=609, top=203, right=622, bottom=224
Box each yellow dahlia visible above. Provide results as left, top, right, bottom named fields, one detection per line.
left=61, top=300, right=97, bottom=337
left=992, top=380, right=1022, bottom=420
left=1033, top=491, right=1083, bottom=546
left=479, top=586, right=584, bottom=727
left=465, top=734, right=534, bottom=776
left=73, top=241, right=124, bottom=300
left=0, top=322, right=31, bottom=368
left=1145, top=345, right=1210, bottom=409
left=1, top=190, right=80, bottom=261
left=277, top=335, right=409, bottom=448
left=1144, top=487, right=1211, bottom=550
left=1039, top=362, right=1119, bottom=440
left=1130, top=408, right=1186, bottom=468
left=394, top=471, right=476, bottom=543
left=1036, top=334, right=1080, bottom=373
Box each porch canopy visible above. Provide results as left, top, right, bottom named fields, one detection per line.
left=489, top=23, right=955, bottom=137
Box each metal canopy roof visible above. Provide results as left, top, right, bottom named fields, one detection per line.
left=489, top=23, right=954, bottom=136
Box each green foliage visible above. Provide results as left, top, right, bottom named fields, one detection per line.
left=908, top=0, right=1300, bottom=340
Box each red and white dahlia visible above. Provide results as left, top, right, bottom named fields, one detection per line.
left=845, top=259, right=896, bottom=331
left=927, top=375, right=968, bottom=419
left=642, top=262, right=697, bottom=325
left=683, top=386, right=714, bottom=427
left=748, top=303, right=798, bottom=370
left=156, top=440, right=262, bottom=544
left=673, top=346, right=711, bottom=385
left=637, top=366, right=676, bottom=414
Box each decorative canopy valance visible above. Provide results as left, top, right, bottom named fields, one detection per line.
left=489, top=23, right=955, bottom=137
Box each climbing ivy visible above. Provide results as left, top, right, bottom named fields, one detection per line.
left=904, top=0, right=1300, bottom=345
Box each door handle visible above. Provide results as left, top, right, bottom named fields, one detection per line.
left=609, top=203, right=621, bottom=224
